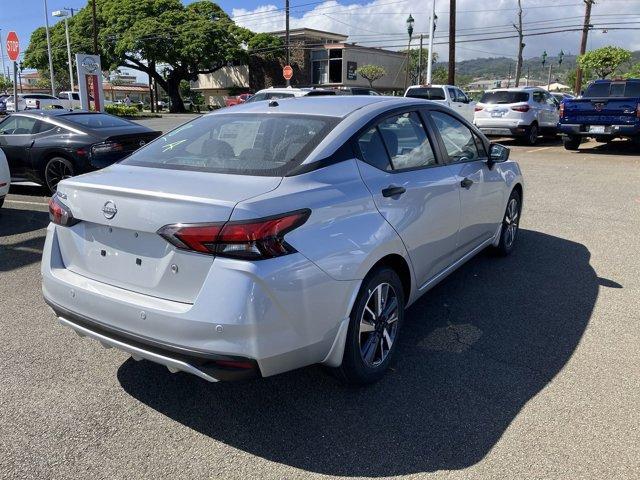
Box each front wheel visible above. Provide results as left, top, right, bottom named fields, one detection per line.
left=493, top=189, right=521, bottom=256
left=334, top=267, right=405, bottom=385
left=563, top=135, right=581, bottom=150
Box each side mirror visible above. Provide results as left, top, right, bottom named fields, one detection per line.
left=488, top=143, right=510, bottom=166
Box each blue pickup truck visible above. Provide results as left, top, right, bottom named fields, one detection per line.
left=558, top=79, right=640, bottom=150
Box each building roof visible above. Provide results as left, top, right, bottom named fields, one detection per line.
left=269, top=28, right=348, bottom=42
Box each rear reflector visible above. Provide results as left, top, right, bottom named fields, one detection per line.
left=49, top=194, right=79, bottom=227
left=637, top=103, right=640, bottom=119
left=158, top=209, right=311, bottom=260
left=474, top=106, right=484, bottom=112
left=511, top=104, right=530, bottom=113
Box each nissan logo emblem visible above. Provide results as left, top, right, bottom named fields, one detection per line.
left=102, top=201, right=118, bottom=220
left=139, top=140, right=146, bottom=147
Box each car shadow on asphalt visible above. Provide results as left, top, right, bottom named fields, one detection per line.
left=0, top=207, right=49, bottom=237
left=117, top=229, right=598, bottom=477
left=575, top=139, right=640, bottom=156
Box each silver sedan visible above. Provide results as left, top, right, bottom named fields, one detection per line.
left=42, top=96, right=523, bottom=385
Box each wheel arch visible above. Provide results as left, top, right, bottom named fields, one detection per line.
left=368, top=253, right=412, bottom=303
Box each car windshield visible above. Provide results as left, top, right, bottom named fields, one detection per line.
left=480, top=91, right=529, bottom=104
left=121, top=113, right=338, bottom=176
left=584, top=81, right=640, bottom=97
left=405, top=87, right=446, bottom=100
left=61, top=113, right=135, bottom=128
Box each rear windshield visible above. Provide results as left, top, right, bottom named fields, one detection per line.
left=584, top=81, right=640, bottom=98
left=480, top=91, right=529, bottom=104
left=61, top=113, right=135, bottom=129
left=405, top=87, right=446, bottom=100
left=121, top=113, right=338, bottom=176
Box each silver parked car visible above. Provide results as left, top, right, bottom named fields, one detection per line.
left=474, top=87, right=560, bottom=145
left=42, top=96, right=524, bottom=384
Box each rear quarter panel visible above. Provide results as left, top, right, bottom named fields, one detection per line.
left=231, top=159, right=414, bottom=286
left=0, top=149, right=10, bottom=197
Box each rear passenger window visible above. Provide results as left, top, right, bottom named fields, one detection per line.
left=379, top=112, right=436, bottom=169
left=430, top=111, right=481, bottom=163
left=357, top=127, right=391, bottom=171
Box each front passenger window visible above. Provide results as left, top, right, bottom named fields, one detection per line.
left=430, top=111, right=480, bottom=163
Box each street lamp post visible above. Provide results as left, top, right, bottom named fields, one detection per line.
left=53, top=10, right=75, bottom=92
left=404, top=14, right=415, bottom=91
left=426, top=0, right=437, bottom=84
left=43, top=0, right=56, bottom=96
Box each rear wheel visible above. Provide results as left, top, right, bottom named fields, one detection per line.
left=334, top=267, right=405, bottom=385
left=44, top=157, right=74, bottom=194
left=493, top=189, right=521, bottom=256
left=524, top=124, right=539, bottom=146
left=563, top=135, right=581, bottom=150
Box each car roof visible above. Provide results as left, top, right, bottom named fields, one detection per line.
left=212, top=95, right=426, bottom=118
left=10, top=110, right=103, bottom=118
left=485, top=87, right=543, bottom=92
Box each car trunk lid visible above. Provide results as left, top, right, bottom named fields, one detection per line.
left=54, top=165, right=282, bottom=302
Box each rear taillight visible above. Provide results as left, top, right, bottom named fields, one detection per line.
left=559, top=103, right=565, bottom=118
left=48, top=194, right=79, bottom=227
left=91, top=141, right=124, bottom=156
left=511, top=104, right=530, bottom=112
left=158, top=209, right=311, bottom=260
left=474, top=105, right=484, bottom=112
left=636, top=103, right=640, bottom=119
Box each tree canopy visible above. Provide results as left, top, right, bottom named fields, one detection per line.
left=23, top=0, right=275, bottom=111
left=356, top=65, right=386, bottom=88
left=578, top=46, right=632, bottom=79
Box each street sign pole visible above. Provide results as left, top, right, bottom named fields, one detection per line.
left=13, top=61, right=17, bottom=111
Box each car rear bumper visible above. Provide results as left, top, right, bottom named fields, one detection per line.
left=474, top=118, right=531, bottom=137
left=559, top=123, right=640, bottom=137
left=42, top=224, right=359, bottom=380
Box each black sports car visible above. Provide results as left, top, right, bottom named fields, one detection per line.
left=0, top=110, right=161, bottom=192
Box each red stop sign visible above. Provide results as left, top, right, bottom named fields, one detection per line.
left=283, top=65, right=293, bottom=81
left=6, top=31, right=19, bottom=62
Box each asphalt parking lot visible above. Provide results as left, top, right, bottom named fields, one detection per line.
left=1, top=132, right=639, bottom=479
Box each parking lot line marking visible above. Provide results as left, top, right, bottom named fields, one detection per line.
left=5, top=199, right=49, bottom=207
left=527, top=147, right=552, bottom=153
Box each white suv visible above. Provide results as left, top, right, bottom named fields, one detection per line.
left=474, top=88, right=560, bottom=145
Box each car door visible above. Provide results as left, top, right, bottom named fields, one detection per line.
left=0, top=115, right=38, bottom=178
left=454, top=88, right=475, bottom=122
left=544, top=92, right=560, bottom=128
left=355, top=110, right=461, bottom=287
left=427, top=109, right=505, bottom=260
left=531, top=91, right=550, bottom=127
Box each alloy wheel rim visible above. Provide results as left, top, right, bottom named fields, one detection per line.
left=358, top=282, right=399, bottom=368
left=504, top=197, right=519, bottom=248
left=46, top=160, right=73, bottom=191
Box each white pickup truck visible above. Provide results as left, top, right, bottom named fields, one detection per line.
left=24, top=91, right=82, bottom=110
left=404, top=84, right=476, bottom=122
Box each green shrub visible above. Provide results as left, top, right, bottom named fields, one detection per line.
left=105, top=104, right=139, bottom=116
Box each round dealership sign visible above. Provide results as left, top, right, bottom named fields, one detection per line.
left=81, top=56, right=99, bottom=74
left=283, top=65, right=293, bottom=81
left=6, top=31, right=19, bottom=62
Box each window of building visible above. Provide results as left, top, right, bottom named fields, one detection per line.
left=311, top=48, right=343, bottom=85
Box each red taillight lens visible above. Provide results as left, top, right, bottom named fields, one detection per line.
left=48, top=195, right=79, bottom=227
left=636, top=103, right=640, bottom=119
left=158, top=209, right=311, bottom=260
left=511, top=104, right=530, bottom=112
left=474, top=105, right=484, bottom=112
left=559, top=103, right=565, bottom=118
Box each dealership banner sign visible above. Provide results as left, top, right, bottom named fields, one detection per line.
left=75, top=54, right=105, bottom=112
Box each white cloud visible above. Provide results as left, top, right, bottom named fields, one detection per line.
left=232, top=0, right=640, bottom=61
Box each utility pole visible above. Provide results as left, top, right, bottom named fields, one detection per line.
left=507, top=63, right=512, bottom=87
left=285, top=0, right=290, bottom=87
left=0, top=29, right=6, bottom=82
left=43, top=0, right=57, bottom=96
left=575, top=0, right=594, bottom=94
left=92, top=0, right=99, bottom=55
left=426, top=0, right=436, bottom=84
left=514, top=0, right=524, bottom=87
left=447, top=0, right=456, bottom=85
left=418, top=34, right=424, bottom=84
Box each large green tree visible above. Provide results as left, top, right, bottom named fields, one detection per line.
left=24, top=0, right=258, bottom=112
left=578, top=46, right=632, bottom=79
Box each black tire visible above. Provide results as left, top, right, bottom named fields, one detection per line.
left=334, top=266, right=405, bottom=385
left=44, top=157, right=74, bottom=194
left=563, top=135, right=581, bottom=150
left=524, top=123, right=539, bottom=146
left=493, top=189, right=522, bottom=256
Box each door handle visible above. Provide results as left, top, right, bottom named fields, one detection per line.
left=460, top=178, right=474, bottom=189
left=382, top=185, right=406, bottom=197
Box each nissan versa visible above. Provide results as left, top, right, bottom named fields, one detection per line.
left=42, top=96, right=524, bottom=384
